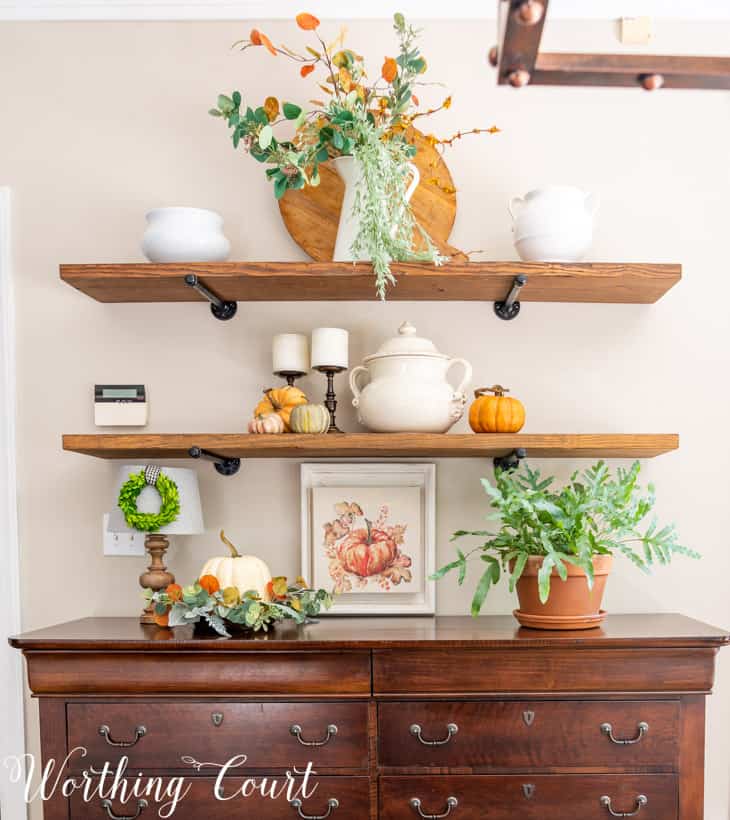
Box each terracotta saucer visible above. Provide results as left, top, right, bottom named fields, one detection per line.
left=513, top=609, right=607, bottom=631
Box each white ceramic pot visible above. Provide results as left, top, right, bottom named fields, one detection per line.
left=349, top=322, right=472, bottom=433
left=509, top=186, right=599, bottom=262
left=142, top=207, right=231, bottom=263
left=332, top=156, right=420, bottom=261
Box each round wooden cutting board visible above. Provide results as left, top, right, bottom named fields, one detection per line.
left=278, top=128, right=464, bottom=261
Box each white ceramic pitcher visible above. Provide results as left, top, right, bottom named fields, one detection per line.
left=509, top=186, right=599, bottom=262
left=332, top=156, right=420, bottom=261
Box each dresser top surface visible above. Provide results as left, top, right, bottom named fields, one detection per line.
left=9, top=613, right=729, bottom=652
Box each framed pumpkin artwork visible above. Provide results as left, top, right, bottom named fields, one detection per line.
left=300, top=463, right=436, bottom=615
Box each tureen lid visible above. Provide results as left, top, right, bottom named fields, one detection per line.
left=364, top=322, right=447, bottom=360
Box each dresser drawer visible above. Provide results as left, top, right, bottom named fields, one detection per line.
left=68, top=701, right=369, bottom=771
left=71, top=776, right=370, bottom=820
left=379, top=775, right=677, bottom=819
left=379, top=700, right=678, bottom=770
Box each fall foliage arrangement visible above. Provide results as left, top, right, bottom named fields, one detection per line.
left=146, top=573, right=332, bottom=636
left=210, top=12, right=497, bottom=298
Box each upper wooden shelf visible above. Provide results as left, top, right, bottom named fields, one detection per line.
left=63, top=433, right=678, bottom=461
left=60, top=262, right=681, bottom=304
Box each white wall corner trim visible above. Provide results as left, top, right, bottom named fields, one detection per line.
left=1, top=0, right=730, bottom=21
left=0, top=188, right=27, bottom=820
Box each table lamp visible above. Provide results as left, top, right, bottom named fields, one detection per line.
left=107, top=464, right=204, bottom=624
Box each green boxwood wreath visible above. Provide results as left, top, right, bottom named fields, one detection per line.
left=118, top=468, right=180, bottom=532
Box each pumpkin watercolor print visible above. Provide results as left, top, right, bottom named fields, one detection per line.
left=325, top=501, right=413, bottom=594
left=302, top=465, right=436, bottom=615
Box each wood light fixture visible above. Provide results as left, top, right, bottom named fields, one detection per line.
left=491, top=0, right=730, bottom=91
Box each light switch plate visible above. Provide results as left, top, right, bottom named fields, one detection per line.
left=619, top=17, right=652, bottom=45
left=103, top=513, right=145, bottom=557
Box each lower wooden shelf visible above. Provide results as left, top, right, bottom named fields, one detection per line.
left=62, top=433, right=678, bottom=460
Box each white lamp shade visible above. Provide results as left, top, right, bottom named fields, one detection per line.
left=107, top=464, right=205, bottom=535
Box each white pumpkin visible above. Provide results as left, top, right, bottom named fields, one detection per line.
left=200, top=531, right=272, bottom=600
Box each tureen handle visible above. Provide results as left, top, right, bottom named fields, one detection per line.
left=349, top=366, right=370, bottom=408
left=446, top=358, right=472, bottom=400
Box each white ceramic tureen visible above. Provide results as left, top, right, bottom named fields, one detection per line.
left=349, top=322, right=472, bottom=433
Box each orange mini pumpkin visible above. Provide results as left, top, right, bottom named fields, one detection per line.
left=253, top=386, right=308, bottom=431
left=199, top=574, right=221, bottom=595
left=469, top=385, right=525, bottom=434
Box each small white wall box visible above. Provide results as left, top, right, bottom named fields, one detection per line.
left=94, top=384, right=148, bottom=426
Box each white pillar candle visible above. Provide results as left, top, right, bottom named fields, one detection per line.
left=272, top=333, right=309, bottom=373
left=311, top=327, right=349, bottom=369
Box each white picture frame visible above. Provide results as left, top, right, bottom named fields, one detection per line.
left=301, top=463, right=435, bottom=615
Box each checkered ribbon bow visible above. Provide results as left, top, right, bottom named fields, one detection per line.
left=144, top=465, right=161, bottom=486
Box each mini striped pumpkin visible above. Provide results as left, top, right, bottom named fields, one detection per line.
left=289, top=403, right=330, bottom=434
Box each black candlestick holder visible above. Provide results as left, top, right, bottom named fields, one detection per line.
left=274, top=370, right=307, bottom=387
left=313, top=365, right=346, bottom=433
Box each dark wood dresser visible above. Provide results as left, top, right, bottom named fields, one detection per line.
left=11, top=614, right=728, bottom=820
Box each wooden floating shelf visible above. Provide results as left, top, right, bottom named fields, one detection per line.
left=60, top=261, right=681, bottom=305
left=62, top=433, right=679, bottom=461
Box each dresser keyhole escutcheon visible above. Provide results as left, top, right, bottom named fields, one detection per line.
left=211, top=712, right=224, bottom=727
left=522, top=710, right=535, bottom=727
left=522, top=783, right=536, bottom=800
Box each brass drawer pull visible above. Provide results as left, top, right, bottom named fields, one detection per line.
left=289, top=723, right=338, bottom=746
left=290, top=797, right=339, bottom=819
left=100, top=798, right=148, bottom=819
left=98, top=724, right=147, bottom=747
left=600, top=795, right=648, bottom=817
left=410, top=796, right=458, bottom=819
left=600, top=721, right=649, bottom=745
left=409, top=723, right=459, bottom=746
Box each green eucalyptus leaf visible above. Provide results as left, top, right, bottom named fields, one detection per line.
left=274, top=174, right=289, bottom=200
left=283, top=102, right=302, bottom=120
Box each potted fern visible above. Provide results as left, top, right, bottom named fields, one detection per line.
left=432, top=461, right=698, bottom=629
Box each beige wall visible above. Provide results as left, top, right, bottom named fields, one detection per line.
left=1, top=17, right=729, bottom=819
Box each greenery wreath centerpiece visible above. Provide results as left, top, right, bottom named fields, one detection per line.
left=210, top=12, right=498, bottom=298
left=118, top=466, right=180, bottom=532
left=146, top=574, right=333, bottom=636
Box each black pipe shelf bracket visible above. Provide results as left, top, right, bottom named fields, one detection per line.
left=183, top=274, right=238, bottom=321
left=494, top=274, right=528, bottom=321
left=493, top=447, right=527, bottom=472
left=189, top=446, right=241, bottom=476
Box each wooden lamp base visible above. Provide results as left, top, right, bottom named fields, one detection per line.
left=139, top=533, right=174, bottom=624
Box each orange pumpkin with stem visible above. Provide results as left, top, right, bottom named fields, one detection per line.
left=469, top=385, right=525, bottom=433
left=337, top=519, right=399, bottom=578
left=253, top=386, right=308, bottom=431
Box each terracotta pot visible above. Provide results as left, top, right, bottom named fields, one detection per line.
left=512, top=554, right=613, bottom=630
